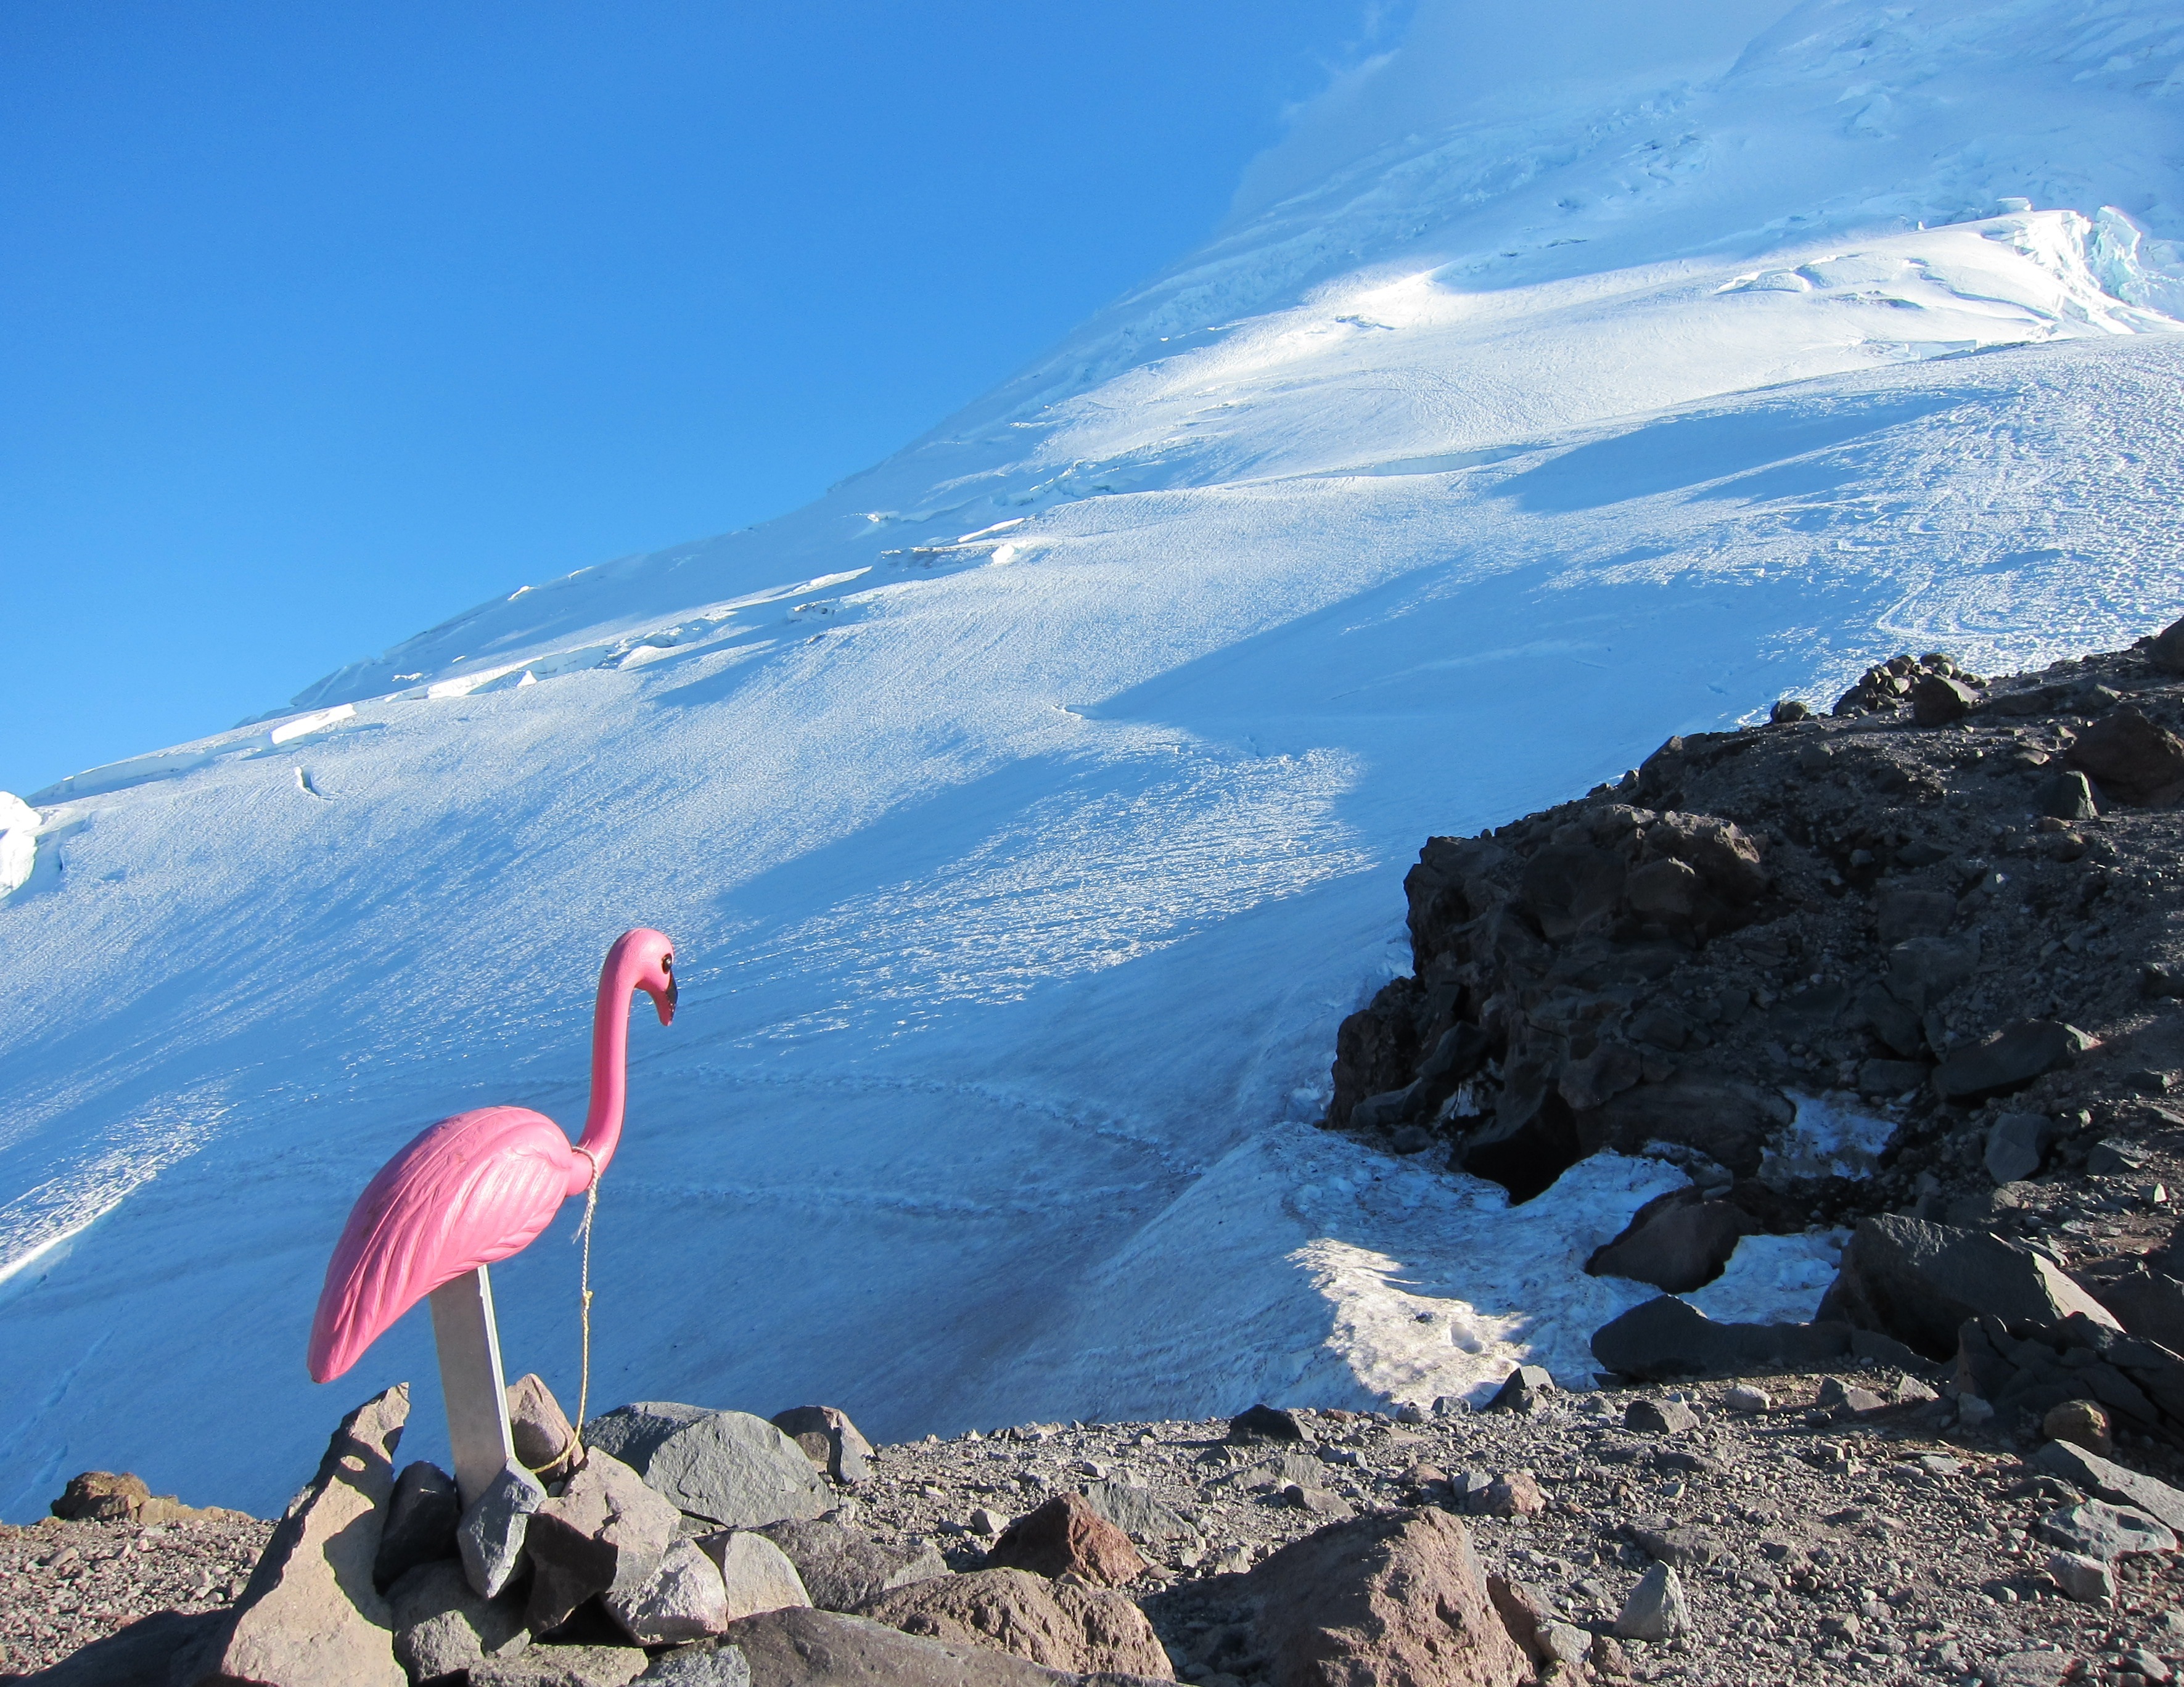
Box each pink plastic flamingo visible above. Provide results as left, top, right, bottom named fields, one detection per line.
left=307, top=927, right=677, bottom=1386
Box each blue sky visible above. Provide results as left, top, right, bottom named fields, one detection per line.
left=2, top=1, right=1402, bottom=794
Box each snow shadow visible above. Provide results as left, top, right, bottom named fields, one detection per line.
left=1496, top=390, right=1967, bottom=513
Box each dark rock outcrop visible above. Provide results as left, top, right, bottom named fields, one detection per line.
left=1818, top=1216, right=2119, bottom=1360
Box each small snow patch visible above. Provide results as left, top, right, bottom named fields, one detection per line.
left=1761, top=1091, right=1898, bottom=1185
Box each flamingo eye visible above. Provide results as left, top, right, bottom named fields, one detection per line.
left=662, top=955, right=673, bottom=971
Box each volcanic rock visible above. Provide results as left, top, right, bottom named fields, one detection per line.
left=1612, top=1562, right=1691, bottom=1642
left=2068, top=707, right=2184, bottom=805
left=583, top=1402, right=713, bottom=1471
left=604, top=1536, right=732, bottom=1645
left=2093, top=1266, right=2184, bottom=1354
left=2034, top=1440, right=2184, bottom=1533
left=387, top=1558, right=530, bottom=1681
left=1080, top=1480, right=1201, bottom=1552
left=1585, top=1188, right=1751, bottom=1293
left=525, top=1448, right=683, bottom=1632
left=1244, top=1508, right=1525, bottom=1687
left=194, top=1382, right=409, bottom=1687
left=376, top=1461, right=461, bottom=1593
left=856, top=1566, right=1175, bottom=1678
left=2037, top=1500, right=2176, bottom=1561
left=509, top=1373, right=582, bottom=1485
left=1591, top=1294, right=1855, bottom=1380
left=769, top=1405, right=873, bottom=1486
left=1226, top=1403, right=1303, bottom=1442
left=987, top=1492, right=1147, bottom=1587
left=1624, top=1398, right=1697, bottom=1434
left=713, top=1606, right=1171, bottom=1685
left=2046, top=1550, right=2114, bottom=1604
left=468, top=1643, right=650, bottom=1687
left=1932, top=1020, right=2096, bottom=1102
left=1817, top=1215, right=2120, bottom=1359
left=696, top=1529, right=813, bottom=1622
left=751, top=1516, right=948, bottom=1612
left=626, top=1410, right=832, bottom=1530
left=49, top=1472, right=150, bottom=1522
left=1984, top=1113, right=2053, bottom=1186
left=460, top=1459, right=548, bottom=1600
left=1485, top=1365, right=1555, bottom=1414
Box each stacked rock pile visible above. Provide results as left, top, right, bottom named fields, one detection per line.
left=12, top=1377, right=2184, bottom=1686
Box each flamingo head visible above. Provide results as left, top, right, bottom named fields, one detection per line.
left=618, top=927, right=680, bottom=1025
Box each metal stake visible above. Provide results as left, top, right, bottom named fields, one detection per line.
left=428, top=1265, right=517, bottom=1509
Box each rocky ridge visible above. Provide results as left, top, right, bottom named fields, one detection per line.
left=1326, top=623, right=2184, bottom=1439
left=8, top=1377, right=2184, bottom=1687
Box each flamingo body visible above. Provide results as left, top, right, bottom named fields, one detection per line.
left=307, top=1106, right=583, bottom=1383
left=306, top=928, right=678, bottom=1384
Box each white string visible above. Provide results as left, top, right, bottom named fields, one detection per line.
left=571, top=1147, right=601, bottom=1455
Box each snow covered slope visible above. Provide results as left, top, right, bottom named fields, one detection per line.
left=4, top=0, right=2183, bottom=1519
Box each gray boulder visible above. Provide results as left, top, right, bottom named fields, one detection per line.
left=1485, top=1365, right=1555, bottom=1414
left=697, top=1529, right=813, bottom=1622
left=388, top=1558, right=531, bottom=1681
left=710, top=1606, right=1176, bottom=1684
left=375, top=1460, right=461, bottom=1592
left=640, top=1648, right=752, bottom=1685
left=583, top=1402, right=715, bottom=1470
left=1590, top=1294, right=1857, bottom=1380
left=605, top=1536, right=732, bottom=1645
left=597, top=1407, right=831, bottom=1529
left=1817, top=1215, right=2121, bottom=1360
left=2092, top=1267, right=2184, bottom=1355
left=1080, top=1481, right=1200, bottom=1553
left=461, top=1459, right=548, bottom=1599
left=1984, top=1114, right=2053, bottom=1186
left=1584, top=1188, right=1749, bottom=1293
left=194, top=1383, right=409, bottom=1687
left=2035, top=770, right=2099, bottom=821
left=1886, top=934, right=1980, bottom=1014
left=1625, top=1398, right=1696, bottom=1434
left=1613, top=1562, right=1691, bottom=1641
left=2034, top=1440, right=2184, bottom=1533
left=1933, top=1020, right=2095, bottom=1102
left=469, top=1644, right=651, bottom=1687
left=770, top=1406, right=873, bottom=1487
left=753, top=1516, right=947, bottom=1612
left=527, top=1449, right=684, bottom=1632
left=2037, top=1500, right=2177, bottom=1561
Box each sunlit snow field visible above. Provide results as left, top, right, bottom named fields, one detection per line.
left=4, top=0, right=2184, bottom=1518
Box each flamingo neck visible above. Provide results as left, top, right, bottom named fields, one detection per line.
left=573, top=938, right=644, bottom=1181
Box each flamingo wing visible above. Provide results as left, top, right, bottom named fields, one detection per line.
left=308, top=1106, right=574, bottom=1382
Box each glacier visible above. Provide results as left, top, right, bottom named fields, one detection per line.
left=3, top=0, right=2183, bottom=1519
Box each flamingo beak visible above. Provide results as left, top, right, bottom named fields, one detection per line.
left=655, top=980, right=678, bottom=1026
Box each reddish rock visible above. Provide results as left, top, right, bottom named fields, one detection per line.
left=986, top=1492, right=1147, bottom=1588
left=194, top=1384, right=410, bottom=1687
left=1485, top=1573, right=1555, bottom=1660
left=506, top=1373, right=580, bottom=1484
left=51, top=1472, right=150, bottom=1522
left=1482, top=1472, right=1546, bottom=1519
left=858, top=1566, right=1173, bottom=1678
left=1247, top=1508, right=1527, bottom=1687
